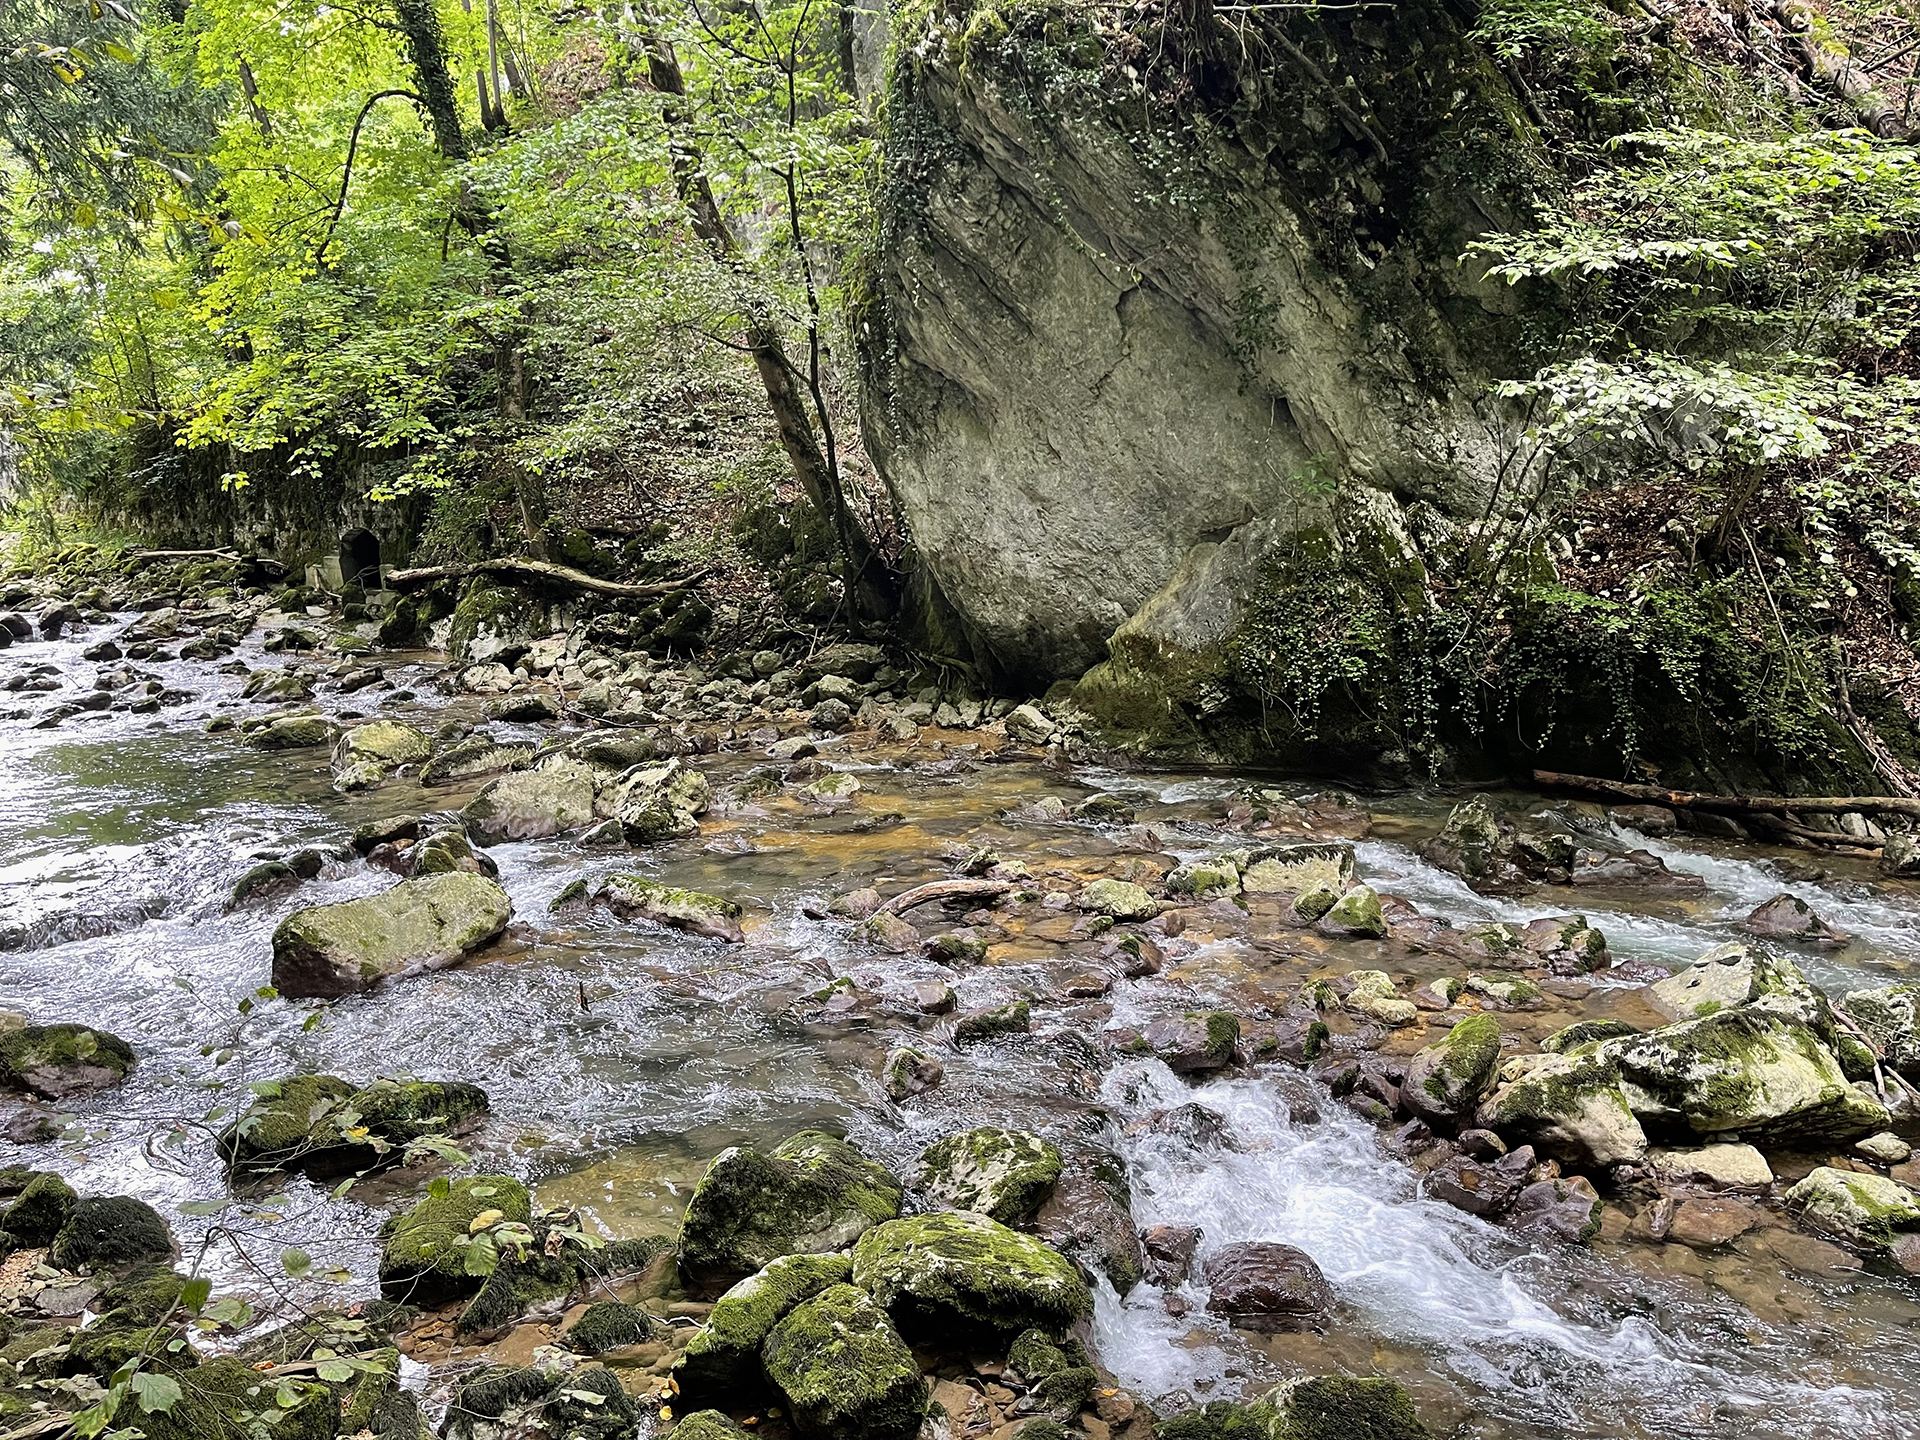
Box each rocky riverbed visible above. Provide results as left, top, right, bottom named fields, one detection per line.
left=1, top=553, right=1919, bottom=1440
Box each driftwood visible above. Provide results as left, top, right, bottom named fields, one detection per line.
left=383, top=557, right=711, bottom=599
left=1533, top=769, right=1920, bottom=819
left=127, top=547, right=243, bottom=562
left=873, top=879, right=1013, bottom=917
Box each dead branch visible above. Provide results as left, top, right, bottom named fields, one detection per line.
left=872, top=879, right=1014, bottom=916
left=383, top=558, right=712, bottom=599
left=1533, top=769, right=1920, bottom=819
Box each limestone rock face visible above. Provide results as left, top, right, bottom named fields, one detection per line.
left=270, top=873, right=513, bottom=997
left=860, top=3, right=1515, bottom=683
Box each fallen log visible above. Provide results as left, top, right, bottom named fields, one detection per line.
left=1534, top=769, right=1920, bottom=820
left=382, top=557, right=711, bottom=599
left=872, top=879, right=1013, bottom=917
left=127, top=547, right=243, bottom=562
left=1745, top=812, right=1883, bottom=852
left=1770, top=0, right=1915, bottom=139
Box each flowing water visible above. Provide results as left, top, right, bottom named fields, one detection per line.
left=6, top=615, right=1920, bottom=1438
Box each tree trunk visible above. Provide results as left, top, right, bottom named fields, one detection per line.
left=501, top=338, right=547, bottom=555
left=392, top=0, right=468, bottom=161
left=638, top=23, right=887, bottom=606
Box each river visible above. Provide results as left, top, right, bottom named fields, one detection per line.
left=4, top=611, right=1920, bottom=1439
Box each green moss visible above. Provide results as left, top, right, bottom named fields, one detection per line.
left=671, top=1413, right=755, bottom=1440
left=66, top=1323, right=192, bottom=1380
left=1303, top=1021, right=1330, bottom=1062
left=851, top=1210, right=1092, bottom=1335
left=915, top=1127, right=1063, bottom=1224
left=561, top=1300, right=654, bottom=1353
left=0, top=1024, right=135, bottom=1092
left=953, top=1002, right=1031, bottom=1046
left=50, top=1195, right=171, bottom=1271
left=94, top=1265, right=189, bottom=1327
left=677, top=1131, right=903, bottom=1286
left=677, top=1252, right=855, bottom=1400
left=353, top=1078, right=490, bottom=1147
left=220, top=1075, right=357, bottom=1169
left=1541, top=1020, right=1639, bottom=1054
left=1261, top=1375, right=1429, bottom=1440
left=1438, top=1016, right=1502, bottom=1092
left=455, top=1247, right=576, bottom=1334
left=137, top=1355, right=336, bottom=1440
left=378, top=1176, right=531, bottom=1302
left=4, top=1172, right=75, bottom=1243
left=761, top=1283, right=926, bottom=1440
left=1205, top=1011, right=1242, bottom=1064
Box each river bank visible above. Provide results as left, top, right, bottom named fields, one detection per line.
left=1, top=552, right=1919, bottom=1440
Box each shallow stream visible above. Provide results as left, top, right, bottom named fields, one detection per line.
left=5, top=616, right=1920, bottom=1438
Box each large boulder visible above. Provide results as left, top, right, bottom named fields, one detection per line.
left=1644, top=942, right=1828, bottom=1026
left=461, top=762, right=598, bottom=842
left=850, top=1210, right=1092, bottom=1334
left=51, top=1195, right=174, bottom=1271
left=1609, top=1009, right=1889, bottom=1146
left=270, top=873, right=513, bottom=997
left=0, top=1024, right=136, bottom=1098
left=1420, top=799, right=1523, bottom=892
left=675, top=1253, right=854, bottom=1400
left=677, top=1131, right=903, bottom=1288
left=420, top=736, right=536, bottom=786
left=914, top=1127, right=1062, bottom=1225
left=762, top=1283, right=926, bottom=1440
left=1236, top=842, right=1354, bottom=897
left=1476, top=1052, right=1648, bottom=1168
left=1402, top=1016, right=1502, bottom=1128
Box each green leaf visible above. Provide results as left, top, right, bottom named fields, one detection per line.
left=428, top=1176, right=450, bottom=1200
left=180, top=1277, right=212, bottom=1313
left=179, top=1199, right=226, bottom=1216
left=281, top=1247, right=313, bottom=1278
left=132, top=1371, right=184, bottom=1414
left=315, top=1359, right=354, bottom=1383
left=102, top=39, right=137, bottom=62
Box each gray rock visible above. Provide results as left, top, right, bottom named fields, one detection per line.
left=1745, top=893, right=1848, bottom=945
left=914, top=1127, right=1061, bottom=1224
left=1785, top=1166, right=1920, bottom=1249
left=270, top=873, right=512, bottom=997
left=589, top=874, right=743, bottom=943
left=462, top=762, right=598, bottom=841
left=1507, top=1176, right=1601, bottom=1244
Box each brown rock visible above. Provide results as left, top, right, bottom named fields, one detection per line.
left=1667, top=1197, right=1763, bottom=1249
left=1425, top=1145, right=1535, bottom=1217
left=1508, top=1176, right=1601, bottom=1244
left=1141, top=1224, right=1202, bottom=1286
left=1204, top=1241, right=1334, bottom=1330
left=1744, top=893, right=1848, bottom=946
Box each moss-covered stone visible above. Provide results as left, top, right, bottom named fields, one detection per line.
left=420, top=737, right=537, bottom=787
left=559, top=1299, right=654, bottom=1354
left=218, top=1074, right=357, bottom=1170
left=953, top=1001, right=1031, bottom=1046
left=93, top=1265, right=190, bottom=1327
left=1477, top=1050, right=1648, bottom=1168
left=761, top=1282, right=926, bottom=1440
left=332, top=720, right=433, bottom=776
left=270, top=872, right=513, bottom=998
left=611, top=758, right=712, bottom=842
left=221, top=1076, right=488, bottom=1174
left=1291, top=880, right=1342, bottom=922
left=3, top=1171, right=75, bottom=1242
left=671, top=1413, right=755, bottom=1440
left=1007, top=1329, right=1096, bottom=1417
left=455, top=1244, right=576, bottom=1335
left=1318, top=886, right=1387, bottom=938
left=1166, top=859, right=1241, bottom=898
left=1257, top=1375, right=1429, bottom=1439
left=462, top=764, right=599, bottom=842
left=677, top=1131, right=902, bottom=1288
left=915, top=1128, right=1062, bottom=1224
left=378, top=1176, right=532, bottom=1302
left=676, top=1251, right=854, bottom=1398
left=1541, top=1020, right=1640, bottom=1054
left=591, top=873, right=745, bottom=943
left=1784, top=1166, right=1920, bottom=1249
left=851, top=1210, right=1092, bottom=1335
left=0, top=1024, right=136, bottom=1099
left=50, top=1195, right=173, bottom=1271
left=1077, top=879, right=1157, bottom=920
left=134, top=1354, right=337, bottom=1440
left=1403, top=1015, right=1502, bottom=1126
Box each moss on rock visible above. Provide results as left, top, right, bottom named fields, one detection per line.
left=953, top=1002, right=1032, bottom=1046
left=677, top=1131, right=902, bottom=1288
left=1077, top=878, right=1157, bottom=920
left=592, top=873, right=745, bottom=943
left=378, top=1176, right=532, bottom=1302
left=676, top=1251, right=855, bottom=1399
left=50, top=1195, right=172, bottom=1271
left=851, top=1210, right=1092, bottom=1335
left=270, top=872, right=513, bottom=998
left=561, top=1299, right=655, bottom=1353
left=4, top=1171, right=75, bottom=1243
left=761, top=1282, right=927, bottom=1440
left=0, top=1024, right=136, bottom=1099
left=914, top=1127, right=1063, bottom=1224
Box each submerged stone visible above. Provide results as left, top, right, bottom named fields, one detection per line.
left=271, top=872, right=513, bottom=997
